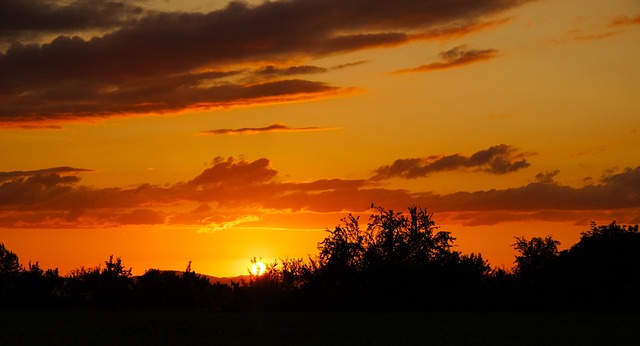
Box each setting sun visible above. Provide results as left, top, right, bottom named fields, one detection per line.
left=251, top=261, right=267, bottom=276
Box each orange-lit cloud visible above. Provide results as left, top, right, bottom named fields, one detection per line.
left=371, top=144, right=530, bottom=180
left=331, top=60, right=370, bottom=70
left=0, top=0, right=531, bottom=125
left=553, top=12, right=640, bottom=44
left=391, top=45, right=499, bottom=74
left=609, top=14, right=640, bottom=27
left=1, top=153, right=639, bottom=228
left=572, top=31, right=619, bottom=41
left=199, top=123, right=340, bottom=136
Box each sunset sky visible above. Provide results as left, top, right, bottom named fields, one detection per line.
left=1, top=0, right=639, bottom=277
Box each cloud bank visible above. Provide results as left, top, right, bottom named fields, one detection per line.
left=0, top=0, right=530, bottom=126
left=1, top=149, right=639, bottom=229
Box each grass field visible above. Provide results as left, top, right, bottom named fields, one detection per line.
left=1, top=309, right=638, bottom=345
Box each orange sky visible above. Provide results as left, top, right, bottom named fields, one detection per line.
left=1, top=0, right=639, bottom=277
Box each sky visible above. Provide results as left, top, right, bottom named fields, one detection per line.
left=1, top=0, right=639, bottom=277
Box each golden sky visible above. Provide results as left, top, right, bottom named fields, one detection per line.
left=1, top=0, right=639, bottom=277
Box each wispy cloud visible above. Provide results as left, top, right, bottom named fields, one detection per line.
left=15, top=125, right=62, bottom=130
left=391, top=45, right=499, bottom=74
left=609, top=13, right=640, bottom=27
left=573, top=31, right=619, bottom=41
left=0, top=166, right=94, bottom=182
left=552, top=12, right=640, bottom=44
left=199, top=123, right=341, bottom=136
left=255, top=65, right=328, bottom=76
left=331, top=60, right=369, bottom=70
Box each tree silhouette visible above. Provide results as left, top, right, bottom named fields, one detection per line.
left=0, top=243, right=21, bottom=302
left=259, top=206, right=490, bottom=311
left=15, top=262, right=62, bottom=306
left=64, top=256, right=133, bottom=306
left=557, top=221, right=640, bottom=310
left=137, top=261, right=229, bottom=310
left=512, top=236, right=560, bottom=278
left=0, top=243, right=20, bottom=275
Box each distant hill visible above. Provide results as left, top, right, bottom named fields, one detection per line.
left=204, top=274, right=250, bottom=286
left=134, top=270, right=250, bottom=286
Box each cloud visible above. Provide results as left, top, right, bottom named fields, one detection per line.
left=609, top=14, right=640, bottom=27
left=1, top=157, right=640, bottom=228
left=188, top=157, right=278, bottom=187
left=331, top=60, right=370, bottom=70
left=0, top=0, right=530, bottom=125
left=117, top=209, right=166, bottom=225
left=534, top=170, right=560, bottom=184
left=371, top=144, right=531, bottom=180
left=572, top=31, right=619, bottom=41
left=0, top=76, right=345, bottom=125
left=0, top=166, right=94, bottom=182
left=197, top=215, right=260, bottom=233
left=414, top=166, right=640, bottom=213
left=15, top=125, right=63, bottom=130
left=391, top=45, right=499, bottom=74
left=552, top=13, right=640, bottom=44
left=0, top=0, right=144, bottom=45
left=199, top=123, right=340, bottom=135
left=255, top=65, right=328, bottom=76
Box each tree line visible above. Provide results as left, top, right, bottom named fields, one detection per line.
left=1, top=205, right=639, bottom=312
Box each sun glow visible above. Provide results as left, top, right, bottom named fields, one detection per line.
left=251, top=260, right=267, bottom=276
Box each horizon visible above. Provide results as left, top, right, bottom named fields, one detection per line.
left=1, top=0, right=639, bottom=278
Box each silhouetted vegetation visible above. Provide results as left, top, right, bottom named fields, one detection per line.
left=1, top=206, right=640, bottom=313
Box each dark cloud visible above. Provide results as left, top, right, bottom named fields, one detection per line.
left=0, top=0, right=529, bottom=125
left=15, top=125, right=63, bottom=130
left=0, top=77, right=342, bottom=123
left=0, top=0, right=144, bottom=43
left=256, top=65, right=327, bottom=76
left=415, top=166, right=640, bottom=213
left=391, top=45, right=499, bottom=74
left=534, top=170, right=560, bottom=184
left=371, top=144, right=531, bottom=180
left=188, top=157, right=278, bottom=187
left=0, top=166, right=94, bottom=182
left=199, top=123, right=340, bottom=135
left=1, top=157, right=640, bottom=228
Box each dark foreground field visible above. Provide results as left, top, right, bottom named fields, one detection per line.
left=1, top=309, right=639, bottom=345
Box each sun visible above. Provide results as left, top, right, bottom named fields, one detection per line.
left=251, top=260, right=266, bottom=276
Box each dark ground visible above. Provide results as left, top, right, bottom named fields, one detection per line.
left=1, top=309, right=638, bottom=345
